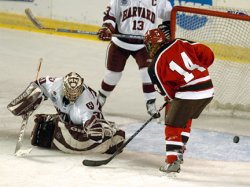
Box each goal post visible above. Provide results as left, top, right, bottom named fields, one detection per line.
left=169, top=6, right=250, bottom=118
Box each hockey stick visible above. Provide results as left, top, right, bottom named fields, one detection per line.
left=14, top=58, right=43, bottom=156
left=82, top=101, right=168, bottom=166
left=14, top=113, right=32, bottom=156
left=25, top=8, right=144, bottom=40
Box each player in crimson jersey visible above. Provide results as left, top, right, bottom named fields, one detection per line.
left=97, top=0, right=172, bottom=118
left=144, top=28, right=215, bottom=173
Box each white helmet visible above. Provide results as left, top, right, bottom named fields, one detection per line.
left=63, top=72, right=84, bottom=102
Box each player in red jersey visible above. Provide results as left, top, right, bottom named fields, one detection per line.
left=144, top=28, right=215, bottom=173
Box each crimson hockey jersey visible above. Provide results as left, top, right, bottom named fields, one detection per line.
left=103, top=0, right=172, bottom=51
left=148, top=39, right=215, bottom=100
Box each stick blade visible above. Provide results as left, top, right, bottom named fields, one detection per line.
left=15, top=148, right=32, bottom=157
left=82, top=148, right=121, bottom=166
left=25, top=8, right=44, bottom=29
left=82, top=159, right=110, bottom=167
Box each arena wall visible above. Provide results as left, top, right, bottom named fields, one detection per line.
left=0, top=0, right=249, bottom=26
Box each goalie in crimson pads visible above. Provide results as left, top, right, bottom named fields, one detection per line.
left=144, top=28, right=214, bottom=173
left=8, top=72, right=125, bottom=154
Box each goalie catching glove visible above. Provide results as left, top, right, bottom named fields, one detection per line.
left=83, top=115, right=116, bottom=142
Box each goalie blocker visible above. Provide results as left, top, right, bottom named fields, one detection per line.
left=7, top=82, right=45, bottom=116
left=31, top=114, right=125, bottom=154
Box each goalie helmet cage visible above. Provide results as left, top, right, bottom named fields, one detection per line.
left=169, top=6, right=250, bottom=119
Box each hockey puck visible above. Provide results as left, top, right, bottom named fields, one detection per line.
left=233, top=136, right=240, bottom=143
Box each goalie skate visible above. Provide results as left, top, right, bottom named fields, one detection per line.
left=97, top=91, right=107, bottom=107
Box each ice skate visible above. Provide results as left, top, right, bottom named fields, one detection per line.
left=98, top=91, right=107, bottom=107
left=178, top=154, right=184, bottom=164
left=146, top=99, right=160, bottom=118
left=159, top=160, right=181, bottom=173
left=178, top=145, right=186, bottom=164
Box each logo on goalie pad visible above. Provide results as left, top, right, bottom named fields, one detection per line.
left=70, top=126, right=86, bottom=134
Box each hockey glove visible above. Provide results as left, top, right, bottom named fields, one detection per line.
left=84, top=115, right=116, bottom=142
left=158, top=21, right=171, bottom=40
left=98, top=27, right=112, bottom=41
left=98, top=23, right=115, bottom=41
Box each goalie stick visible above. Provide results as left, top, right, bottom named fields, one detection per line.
left=25, top=8, right=144, bottom=40
left=13, top=58, right=43, bottom=156
left=14, top=113, right=32, bottom=156
left=82, top=101, right=168, bottom=167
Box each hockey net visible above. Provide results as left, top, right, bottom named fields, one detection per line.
left=170, top=6, right=250, bottom=119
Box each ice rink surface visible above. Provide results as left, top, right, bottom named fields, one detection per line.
left=1, top=28, right=250, bottom=187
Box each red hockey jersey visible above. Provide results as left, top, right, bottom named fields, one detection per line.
left=148, top=39, right=215, bottom=100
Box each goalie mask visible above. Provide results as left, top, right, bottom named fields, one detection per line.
left=144, top=28, right=167, bottom=58
left=63, top=72, right=84, bottom=102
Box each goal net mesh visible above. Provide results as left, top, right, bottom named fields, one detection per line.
left=171, top=6, right=250, bottom=119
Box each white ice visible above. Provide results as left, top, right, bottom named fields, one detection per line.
left=0, top=28, right=250, bottom=187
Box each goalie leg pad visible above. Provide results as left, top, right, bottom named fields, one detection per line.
left=31, top=114, right=58, bottom=148
left=105, top=129, right=125, bottom=154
